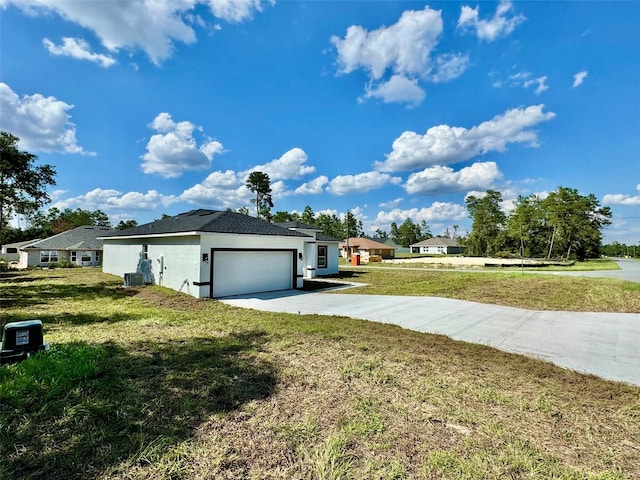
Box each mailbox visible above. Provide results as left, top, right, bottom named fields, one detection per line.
left=1, top=320, right=49, bottom=365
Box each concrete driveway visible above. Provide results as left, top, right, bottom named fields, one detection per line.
left=220, top=287, right=640, bottom=386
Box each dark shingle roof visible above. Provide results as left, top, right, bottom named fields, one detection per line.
left=25, top=226, right=113, bottom=250
left=274, top=221, right=339, bottom=242
left=317, top=233, right=340, bottom=243
left=104, top=210, right=310, bottom=238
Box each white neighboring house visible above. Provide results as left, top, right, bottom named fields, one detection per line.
left=1, top=239, right=37, bottom=263
left=15, top=226, right=112, bottom=268
left=101, top=210, right=340, bottom=299
left=410, top=237, right=464, bottom=255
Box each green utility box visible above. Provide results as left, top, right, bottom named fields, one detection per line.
left=1, top=319, right=49, bottom=365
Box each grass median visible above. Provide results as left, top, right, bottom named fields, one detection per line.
left=334, top=267, right=640, bottom=312
left=1, top=268, right=639, bottom=479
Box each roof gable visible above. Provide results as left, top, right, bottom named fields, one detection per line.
left=340, top=237, right=396, bottom=250
left=105, top=210, right=310, bottom=238
left=2, top=239, right=41, bottom=250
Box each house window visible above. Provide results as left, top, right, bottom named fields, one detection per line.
left=81, top=252, right=92, bottom=262
left=71, top=251, right=77, bottom=262
left=318, top=245, right=327, bottom=268
left=95, top=252, right=100, bottom=263
left=6, top=247, right=17, bottom=254
left=40, top=250, right=59, bottom=263
left=142, top=244, right=148, bottom=259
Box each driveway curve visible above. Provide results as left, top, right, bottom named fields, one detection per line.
left=220, top=288, right=640, bottom=386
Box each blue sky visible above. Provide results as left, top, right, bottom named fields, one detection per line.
left=1, top=0, right=639, bottom=243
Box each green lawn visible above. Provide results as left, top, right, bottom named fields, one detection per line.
left=1, top=268, right=639, bottom=479
left=349, top=257, right=621, bottom=271
left=332, top=267, right=640, bottom=312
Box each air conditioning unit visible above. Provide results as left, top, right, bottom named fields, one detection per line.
left=124, top=272, right=145, bottom=287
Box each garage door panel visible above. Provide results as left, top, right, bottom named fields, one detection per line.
left=213, top=250, right=293, bottom=297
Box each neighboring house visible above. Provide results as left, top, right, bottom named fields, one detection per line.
left=17, top=226, right=113, bottom=268
left=410, top=237, right=464, bottom=255
left=101, top=210, right=340, bottom=299
left=274, top=221, right=340, bottom=277
left=340, top=237, right=396, bottom=261
left=380, top=238, right=410, bottom=255
left=1, top=239, right=38, bottom=263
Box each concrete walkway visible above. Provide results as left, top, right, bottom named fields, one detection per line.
left=221, top=287, right=640, bottom=387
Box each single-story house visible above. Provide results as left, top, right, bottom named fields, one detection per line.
left=15, top=226, right=112, bottom=268
left=340, top=237, right=396, bottom=261
left=410, top=237, right=464, bottom=255
left=1, top=239, right=38, bottom=263
left=380, top=237, right=410, bottom=255
left=101, top=210, right=340, bottom=299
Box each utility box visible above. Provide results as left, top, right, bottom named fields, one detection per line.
left=1, top=320, right=49, bottom=365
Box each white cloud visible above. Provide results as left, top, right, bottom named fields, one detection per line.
left=361, top=75, right=425, bottom=106
left=492, top=70, right=548, bottom=95
left=404, top=161, right=502, bottom=195
left=331, top=6, right=443, bottom=79
left=141, top=112, right=224, bottom=178
left=43, top=37, right=115, bottom=67
left=5, top=0, right=270, bottom=64
left=426, top=53, right=470, bottom=83
left=331, top=6, right=467, bottom=105
left=0, top=82, right=93, bottom=155
left=180, top=169, right=251, bottom=208
left=376, top=105, right=556, bottom=172
left=205, top=0, right=271, bottom=23
left=458, top=0, right=525, bottom=42
left=247, top=147, right=315, bottom=181
left=603, top=184, right=640, bottom=205
left=180, top=147, right=314, bottom=209
left=523, top=75, right=548, bottom=95
left=573, top=70, right=588, bottom=88
left=379, top=197, right=404, bottom=208
left=51, top=188, right=179, bottom=211
left=327, top=171, right=402, bottom=196
left=295, top=176, right=329, bottom=195
left=374, top=202, right=468, bottom=225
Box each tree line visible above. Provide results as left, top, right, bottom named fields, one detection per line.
left=464, top=188, right=612, bottom=260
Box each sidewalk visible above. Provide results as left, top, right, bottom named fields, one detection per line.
left=220, top=289, right=640, bottom=386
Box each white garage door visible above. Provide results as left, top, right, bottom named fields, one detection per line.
left=212, top=250, right=294, bottom=298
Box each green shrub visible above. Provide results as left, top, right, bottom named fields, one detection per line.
left=47, top=260, right=75, bottom=269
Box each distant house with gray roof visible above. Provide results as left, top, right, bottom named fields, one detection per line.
left=410, top=237, right=464, bottom=255
left=17, top=226, right=113, bottom=268
left=1, top=239, right=40, bottom=263
left=379, top=238, right=410, bottom=254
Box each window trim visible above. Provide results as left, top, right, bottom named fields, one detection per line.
left=317, top=245, right=327, bottom=269
left=40, top=250, right=59, bottom=263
